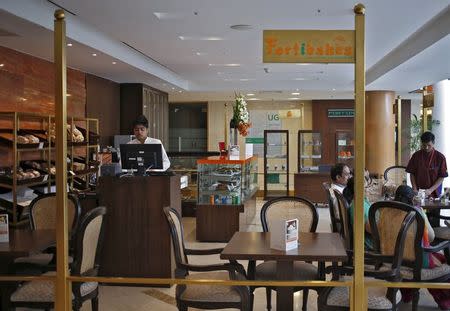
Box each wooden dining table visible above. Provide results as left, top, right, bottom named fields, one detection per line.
left=221, top=231, right=348, bottom=311
left=0, top=229, right=55, bottom=309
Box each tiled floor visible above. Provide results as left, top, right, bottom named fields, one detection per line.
left=21, top=200, right=444, bottom=310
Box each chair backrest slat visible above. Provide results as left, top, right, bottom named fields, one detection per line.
left=30, top=193, right=80, bottom=233
left=333, top=190, right=352, bottom=250
left=369, top=201, right=424, bottom=268
left=163, top=207, right=188, bottom=267
left=72, top=206, right=107, bottom=276
left=323, top=182, right=341, bottom=233
left=261, top=196, right=318, bottom=233
left=383, top=166, right=407, bottom=186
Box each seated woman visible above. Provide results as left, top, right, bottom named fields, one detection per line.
left=343, top=177, right=374, bottom=249
left=394, top=185, right=450, bottom=309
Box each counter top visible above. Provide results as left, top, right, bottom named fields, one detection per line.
left=197, top=155, right=257, bottom=165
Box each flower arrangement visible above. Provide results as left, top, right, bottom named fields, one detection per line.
left=232, top=94, right=251, bottom=136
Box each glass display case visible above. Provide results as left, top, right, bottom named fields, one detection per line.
left=264, top=130, right=289, bottom=199
left=168, top=152, right=219, bottom=216
left=197, top=156, right=258, bottom=205
left=298, top=130, right=322, bottom=172
left=336, top=130, right=354, bottom=167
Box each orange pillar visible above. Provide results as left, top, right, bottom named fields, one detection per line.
left=365, top=91, right=396, bottom=177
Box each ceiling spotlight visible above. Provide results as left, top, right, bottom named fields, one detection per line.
left=112, top=61, right=117, bottom=65
left=209, top=63, right=240, bottom=67
left=288, top=97, right=300, bottom=100
left=171, top=87, right=175, bottom=90
left=92, top=53, right=97, bottom=57
left=178, top=90, right=182, bottom=93
left=230, top=24, right=253, bottom=31
left=195, top=52, right=207, bottom=56
left=67, top=43, right=73, bottom=47
left=332, top=88, right=336, bottom=91
left=246, top=93, right=255, bottom=96
left=291, top=92, right=300, bottom=95
left=0, top=64, right=4, bottom=67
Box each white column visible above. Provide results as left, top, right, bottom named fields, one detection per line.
left=433, top=79, right=450, bottom=188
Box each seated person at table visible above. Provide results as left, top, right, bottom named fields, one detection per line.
left=330, top=163, right=351, bottom=193
left=394, top=185, right=450, bottom=309
left=128, top=115, right=171, bottom=171
left=343, top=177, right=374, bottom=249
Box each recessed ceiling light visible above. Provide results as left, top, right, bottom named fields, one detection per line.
left=195, top=52, right=207, bottom=56
left=92, top=53, right=97, bottom=57
left=67, top=43, right=73, bottom=47
left=112, top=61, right=117, bottom=65
left=171, top=87, right=175, bottom=90
left=294, top=78, right=305, bottom=80
left=296, top=63, right=311, bottom=66
left=288, top=97, right=300, bottom=100
left=153, top=12, right=179, bottom=20
left=178, top=90, right=182, bottom=93
left=291, top=92, right=300, bottom=95
left=247, top=98, right=260, bottom=101
left=246, top=93, right=255, bottom=96
left=230, top=24, right=253, bottom=31
left=209, top=63, right=240, bottom=67
left=179, top=36, right=223, bottom=41
left=332, top=88, right=336, bottom=91
left=0, top=64, right=4, bottom=67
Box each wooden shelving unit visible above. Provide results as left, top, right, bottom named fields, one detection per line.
left=0, top=112, right=99, bottom=225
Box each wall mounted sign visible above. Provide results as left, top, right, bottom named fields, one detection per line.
left=263, top=30, right=355, bottom=63
left=328, top=109, right=355, bottom=118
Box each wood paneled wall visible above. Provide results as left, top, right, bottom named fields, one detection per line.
left=86, top=74, right=120, bottom=146
left=0, top=46, right=87, bottom=165
left=312, top=100, right=355, bottom=165
left=0, top=46, right=86, bottom=122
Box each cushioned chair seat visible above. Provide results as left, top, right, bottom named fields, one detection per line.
left=14, top=254, right=73, bottom=265
left=326, top=277, right=401, bottom=309
left=255, top=261, right=318, bottom=280
left=433, top=226, right=450, bottom=240
left=180, top=272, right=242, bottom=303
left=11, top=272, right=97, bottom=302
left=399, top=264, right=450, bottom=281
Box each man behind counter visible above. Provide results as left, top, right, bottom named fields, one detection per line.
left=406, top=131, right=448, bottom=198
left=128, top=115, right=171, bottom=171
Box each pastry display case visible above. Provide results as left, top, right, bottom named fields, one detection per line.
left=197, top=156, right=257, bottom=205
left=298, top=130, right=323, bottom=172
left=264, top=130, right=289, bottom=199
left=196, top=155, right=258, bottom=242
left=336, top=130, right=354, bottom=167
left=168, top=151, right=219, bottom=216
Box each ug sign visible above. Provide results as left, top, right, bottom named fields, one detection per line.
left=263, top=30, right=355, bottom=63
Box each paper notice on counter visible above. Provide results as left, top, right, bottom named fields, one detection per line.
left=0, top=214, right=9, bottom=242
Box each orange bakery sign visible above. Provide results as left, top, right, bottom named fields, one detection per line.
left=263, top=30, right=355, bottom=63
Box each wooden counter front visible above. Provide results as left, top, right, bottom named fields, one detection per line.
left=294, top=172, right=330, bottom=204
left=98, top=175, right=180, bottom=278
left=197, top=155, right=257, bottom=165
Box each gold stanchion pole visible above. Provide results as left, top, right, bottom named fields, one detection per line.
left=54, top=9, right=71, bottom=310
left=397, top=96, right=402, bottom=165
left=353, top=3, right=366, bottom=311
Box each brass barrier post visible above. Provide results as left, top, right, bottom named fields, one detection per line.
left=397, top=96, right=402, bottom=165
left=354, top=3, right=366, bottom=311
left=54, top=9, right=71, bottom=310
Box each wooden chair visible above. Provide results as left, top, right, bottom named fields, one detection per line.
left=10, top=206, right=107, bottom=311
left=14, top=193, right=80, bottom=267
left=323, top=182, right=341, bottom=233
left=163, top=206, right=250, bottom=311
left=249, top=196, right=319, bottom=311
left=318, top=202, right=417, bottom=310
left=383, top=166, right=407, bottom=186
left=333, top=190, right=353, bottom=253
left=370, top=201, right=450, bottom=311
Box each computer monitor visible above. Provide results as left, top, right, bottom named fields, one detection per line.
left=120, top=144, right=163, bottom=175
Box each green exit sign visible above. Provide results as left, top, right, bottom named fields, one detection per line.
left=328, top=109, right=354, bottom=118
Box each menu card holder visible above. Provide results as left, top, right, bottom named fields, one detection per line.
left=0, top=214, right=9, bottom=243
left=270, top=218, right=298, bottom=251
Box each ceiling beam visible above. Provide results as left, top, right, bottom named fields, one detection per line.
left=366, top=5, right=450, bottom=85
